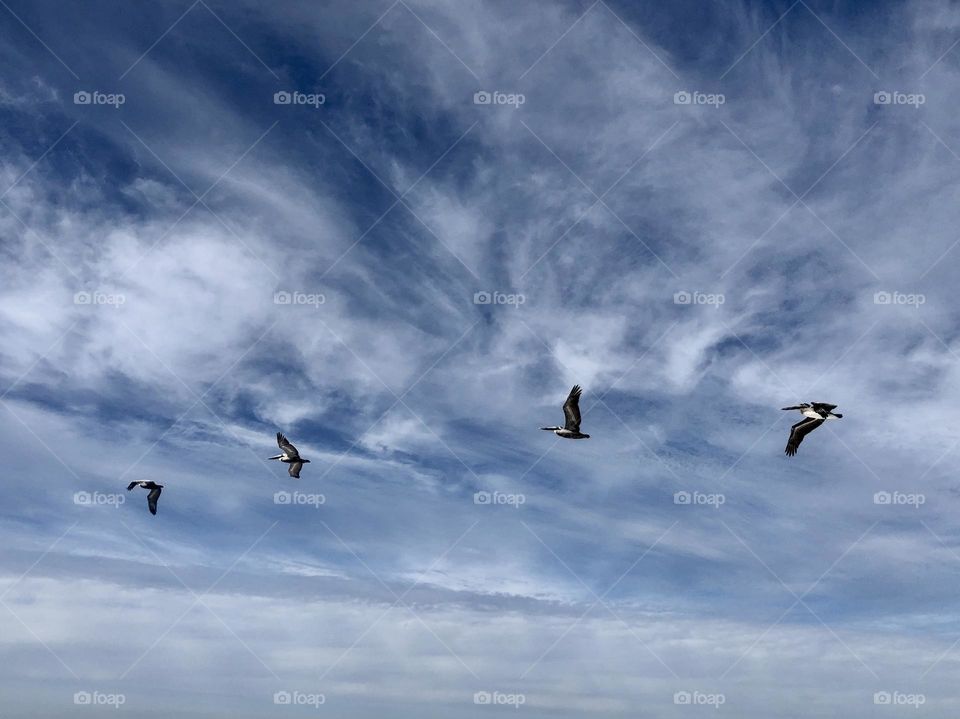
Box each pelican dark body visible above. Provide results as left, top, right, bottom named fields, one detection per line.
left=541, top=385, right=591, bottom=439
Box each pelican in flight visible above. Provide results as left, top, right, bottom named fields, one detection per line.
left=127, top=480, right=163, bottom=515
left=541, top=385, right=591, bottom=439
left=269, top=432, right=311, bottom=478
left=782, top=402, right=842, bottom=456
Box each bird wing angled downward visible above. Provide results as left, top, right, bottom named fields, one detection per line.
left=277, top=432, right=299, bottom=458
left=287, top=461, right=303, bottom=479
left=147, top=486, right=162, bottom=515
left=562, top=385, right=583, bottom=431
left=785, top=418, right=824, bottom=456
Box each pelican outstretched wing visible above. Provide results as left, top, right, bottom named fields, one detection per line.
left=562, top=385, right=583, bottom=432
left=288, top=461, right=303, bottom=479
left=277, top=432, right=300, bottom=458
left=147, top=486, right=162, bottom=515
left=785, top=418, right=824, bottom=456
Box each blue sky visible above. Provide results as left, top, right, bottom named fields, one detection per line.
left=3, top=0, right=960, bottom=715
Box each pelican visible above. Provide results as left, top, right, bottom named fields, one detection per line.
left=540, top=385, right=591, bottom=439
left=781, top=402, right=842, bottom=456
left=269, top=432, right=311, bottom=478
left=127, top=480, right=163, bottom=515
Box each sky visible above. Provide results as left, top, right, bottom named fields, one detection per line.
left=2, top=0, right=960, bottom=715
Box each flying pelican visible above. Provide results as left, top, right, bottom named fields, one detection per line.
left=127, top=480, right=163, bottom=515
left=540, top=385, right=591, bottom=439
left=781, top=402, right=842, bottom=456
left=269, top=432, right=311, bottom=478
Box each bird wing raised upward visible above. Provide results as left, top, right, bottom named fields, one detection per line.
left=811, top=402, right=837, bottom=412
left=127, top=481, right=139, bottom=491
left=562, top=385, right=583, bottom=432
left=287, top=461, right=303, bottom=479
left=277, top=432, right=300, bottom=458
left=147, top=486, right=162, bottom=515
left=785, top=418, right=824, bottom=456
